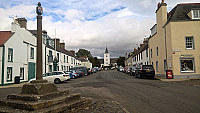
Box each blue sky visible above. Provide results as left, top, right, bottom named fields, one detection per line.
left=0, top=0, right=200, bottom=58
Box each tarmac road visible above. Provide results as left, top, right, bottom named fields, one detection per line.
left=0, top=70, right=200, bottom=113
left=57, top=70, right=200, bottom=113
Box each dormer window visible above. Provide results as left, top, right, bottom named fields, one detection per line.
left=192, top=10, right=200, bottom=19
left=188, top=10, right=200, bottom=19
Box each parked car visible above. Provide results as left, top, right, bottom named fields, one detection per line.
left=87, top=68, right=93, bottom=74
left=135, top=65, right=155, bottom=79
left=130, top=66, right=137, bottom=76
left=70, top=66, right=88, bottom=76
left=119, top=67, right=124, bottom=72
left=29, top=71, right=70, bottom=84
left=126, top=67, right=132, bottom=74
left=111, top=67, right=115, bottom=70
left=92, top=68, right=97, bottom=73
left=76, top=70, right=84, bottom=77
left=123, top=66, right=130, bottom=73
left=63, top=71, right=73, bottom=79
left=69, top=70, right=79, bottom=78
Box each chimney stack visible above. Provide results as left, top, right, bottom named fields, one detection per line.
left=42, top=30, right=47, bottom=35
left=70, top=50, right=75, bottom=56
left=55, top=38, right=60, bottom=48
left=15, top=18, right=27, bottom=29
left=60, top=43, right=65, bottom=49
left=162, top=0, right=164, bottom=3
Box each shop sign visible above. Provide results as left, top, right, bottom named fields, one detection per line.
left=180, top=54, right=193, bottom=57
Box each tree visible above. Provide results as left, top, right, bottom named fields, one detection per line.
left=116, top=56, right=125, bottom=67
left=76, top=49, right=93, bottom=58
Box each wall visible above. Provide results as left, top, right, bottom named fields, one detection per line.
left=169, top=21, right=200, bottom=77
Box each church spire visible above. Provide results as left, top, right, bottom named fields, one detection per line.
left=105, top=47, right=109, bottom=53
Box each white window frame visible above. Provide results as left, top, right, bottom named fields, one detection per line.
left=185, top=36, right=194, bottom=50
left=30, top=47, right=34, bottom=59
left=7, top=67, right=12, bottom=81
left=20, top=67, right=24, bottom=80
left=192, top=10, right=200, bottom=19
left=8, top=48, right=13, bottom=62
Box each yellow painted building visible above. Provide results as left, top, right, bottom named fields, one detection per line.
left=149, top=1, right=200, bottom=78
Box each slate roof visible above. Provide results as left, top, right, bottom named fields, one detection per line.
left=0, top=31, right=13, bottom=46
left=78, top=57, right=88, bottom=62
left=165, top=3, right=200, bottom=27
left=56, top=47, right=76, bottom=58
left=29, top=30, right=37, bottom=37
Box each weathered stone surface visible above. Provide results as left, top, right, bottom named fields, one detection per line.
left=0, top=93, right=81, bottom=111
left=0, top=97, right=92, bottom=113
left=30, top=79, right=48, bottom=83
left=21, top=82, right=58, bottom=95
left=7, top=90, right=69, bottom=101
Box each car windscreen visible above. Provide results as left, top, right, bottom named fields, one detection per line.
left=142, top=65, right=153, bottom=69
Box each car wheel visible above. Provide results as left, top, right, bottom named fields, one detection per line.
left=135, top=74, right=137, bottom=78
left=72, top=75, right=75, bottom=79
left=138, top=73, right=142, bottom=79
left=54, top=78, right=61, bottom=84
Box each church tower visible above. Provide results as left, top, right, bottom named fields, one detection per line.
left=104, top=47, right=110, bottom=68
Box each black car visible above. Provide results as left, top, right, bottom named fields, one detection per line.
left=135, top=65, right=155, bottom=79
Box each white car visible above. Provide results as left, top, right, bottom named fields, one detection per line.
left=29, top=71, right=70, bottom=84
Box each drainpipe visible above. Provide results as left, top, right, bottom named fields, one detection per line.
left=1, top=45, right=5, bottom=85
left=27, top=44, right=29, bottom=81
left=164, top=27, right=168, bottom=70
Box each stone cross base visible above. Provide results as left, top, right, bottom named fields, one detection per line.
left=21, top=81, right=58, bottom=95
left=0, top=88, right=92, bottom=112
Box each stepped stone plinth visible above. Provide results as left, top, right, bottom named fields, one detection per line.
left=0, top=82, right=92, bottom=113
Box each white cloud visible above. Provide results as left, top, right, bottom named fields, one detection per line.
left=1, top=0, right=200, bottom=58
left=64, top=9, right=85, bottom=21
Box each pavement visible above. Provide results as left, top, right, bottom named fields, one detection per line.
left=0, top=82, right=27, bottom=88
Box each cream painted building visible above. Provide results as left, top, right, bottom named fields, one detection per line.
left=78, top=57, right=92, bottom=69
left=149, top=1, right=200, bottom=78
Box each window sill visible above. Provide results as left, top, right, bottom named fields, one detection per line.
left=181, top=71, right=195, bottom=73
left=186, top=48, right=194, bottom=50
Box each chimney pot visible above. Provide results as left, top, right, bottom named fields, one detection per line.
left=157, top=2, right=161, bottom=8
